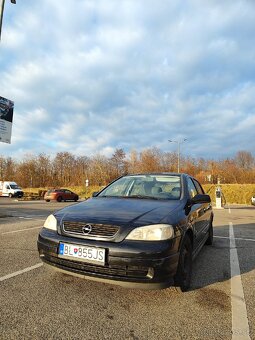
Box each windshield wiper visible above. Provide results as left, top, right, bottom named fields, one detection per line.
left=98, top=195, right=160, bottom=200
left=127, top=195, right=160, bottom=200
left=97, top=195, right=118, bottom=198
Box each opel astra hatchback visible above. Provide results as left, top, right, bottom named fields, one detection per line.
left=38, top=173, right=213, bottom=292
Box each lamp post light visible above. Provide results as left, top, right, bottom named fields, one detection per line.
left=168, top=138, right=187, bottom=173
left=0, top=0, right=16, bottom=41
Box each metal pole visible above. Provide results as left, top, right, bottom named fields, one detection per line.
left=0, top=0, right=6, bottom=41
left=168, top=138, right=187, bottom=173
left=0, top=0, right=16, bottom=41
left=177, top=141, right=180, bottom=173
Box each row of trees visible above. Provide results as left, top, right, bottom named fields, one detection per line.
left=0, top=148, right=255, bottom=188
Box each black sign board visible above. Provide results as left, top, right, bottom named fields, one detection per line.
left=0, top=96, right=14, bottom=144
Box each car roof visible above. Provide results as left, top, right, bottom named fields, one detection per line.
left=121, top=173, right=190, bottom=178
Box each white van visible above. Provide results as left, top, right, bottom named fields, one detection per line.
left=0, top=181, right=24, bottom=198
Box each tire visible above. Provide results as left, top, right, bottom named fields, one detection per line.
left=174, top=236, right=192, bottom=292
left=45, top=199, right=50, bottom=202
left=57, top=196, right=62, bottom=202
left=205, top=220, right=213, bottom=245
left=9, top=193, right=13, bottom=198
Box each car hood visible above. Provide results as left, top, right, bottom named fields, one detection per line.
left=55, top=197, right=183, bottom=226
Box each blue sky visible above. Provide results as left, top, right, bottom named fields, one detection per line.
left=0, top=0, right=255, bottom=160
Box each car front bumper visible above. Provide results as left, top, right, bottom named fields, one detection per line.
left=37, top=228, right=181, bottom=290
left=13, top=191, right=23, bottom=197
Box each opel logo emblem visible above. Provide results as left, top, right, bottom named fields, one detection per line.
left=82, top=224, right=92, bottom=234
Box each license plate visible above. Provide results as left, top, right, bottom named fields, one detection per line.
left=58, top=242, right=105, bottom=265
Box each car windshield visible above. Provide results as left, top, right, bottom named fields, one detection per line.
left=98, top=174, right=181, bottom=200
left=10, top=184, right=20, bottom=189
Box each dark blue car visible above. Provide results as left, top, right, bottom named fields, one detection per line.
left=37, top=173, right=213, bottom=292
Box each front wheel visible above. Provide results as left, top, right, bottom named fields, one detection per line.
left=9, top=193, right=13, bottom=198
left=174, top=236, right=192, bottom=292
left=57, top=196, right=62, bottom=202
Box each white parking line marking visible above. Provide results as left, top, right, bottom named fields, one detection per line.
left=0, top=263, right=43, bottom=282
left=17, top=215, right=47, bottom=218
left=2, top=226, right=41, bottom=235
left=18, top=216, right=46, bottom=219
left=214, top=236, right=255, bottom=242
left=229, top=222, right=251, bottom=340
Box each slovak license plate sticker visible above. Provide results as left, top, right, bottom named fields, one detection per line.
left=58, top=242, right=105, bottom=265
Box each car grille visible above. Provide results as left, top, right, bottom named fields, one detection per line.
left=43, top=254, right=150, bottom=280
left=62, top=221, right=119, bottom=238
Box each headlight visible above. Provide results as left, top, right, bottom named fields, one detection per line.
left=126, top=224, right=174, bottom=241
left=43, top=214, right=57, bottom=231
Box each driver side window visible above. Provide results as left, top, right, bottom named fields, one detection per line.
left=187, top=178, right=198, bottom=198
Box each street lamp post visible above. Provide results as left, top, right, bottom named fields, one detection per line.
left=0, top=0, right=16, bottom=41
left=168, top=139, right=187, bottom=173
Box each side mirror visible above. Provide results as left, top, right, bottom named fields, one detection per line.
left=92, top=192, right=98, bottom=197
left=190, top=194, right=211, bottom=204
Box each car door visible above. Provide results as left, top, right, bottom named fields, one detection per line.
left=61, top=190, right=68, bottom=201
left=64, top=190, right=73, bottom=200
left=5, top=184, right=11, bottom=196
left=186, top=177, right=205, bottom=248
left=193, top=178, right=212, bottom=239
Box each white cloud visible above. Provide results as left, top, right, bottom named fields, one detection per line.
left=0, top=0, right=255, bottom=160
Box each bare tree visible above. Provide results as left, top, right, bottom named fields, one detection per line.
left=110, top=148, right=127, bottom=179
left=75, top=156, right=90, bottom=186
left=128, top=149, right=140, bottom=174
left=88, top=154, right=110, bottom=186
left=235, top=151, right=254, bottom=170
left=139, top=147, right=163, bottom=173
left=0, top=156, right=16, bottom=180
left=0, top=147, right=254, bottom=187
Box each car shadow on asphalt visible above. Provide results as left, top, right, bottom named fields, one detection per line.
left=191, top=222, right=255, bottom=291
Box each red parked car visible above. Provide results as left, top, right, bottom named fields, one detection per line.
left=44, top=189, right=79, bottom=202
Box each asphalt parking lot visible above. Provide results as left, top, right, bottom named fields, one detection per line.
left=0, top=198, right=254, bottom=340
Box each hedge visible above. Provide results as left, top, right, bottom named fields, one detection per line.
left=203, top=184, right=255, bottom=205
left=23, top=184, right=255, bottom=205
